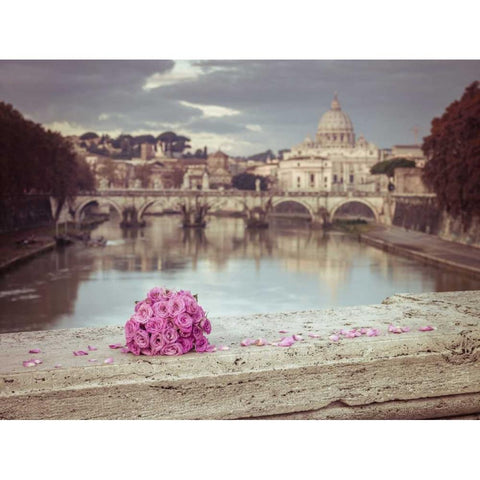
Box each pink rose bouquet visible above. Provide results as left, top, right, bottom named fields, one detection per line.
left=124, top=287, right=213, bottom=356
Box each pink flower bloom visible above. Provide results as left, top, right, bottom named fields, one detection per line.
left=178, top=336, right=194, bottom=354
left=161, top=343, right=184, bottom=356
left=164, top=327, right=179, bottom=344
left=191, top=305, right=206, bottom=324
left=150, top=332, right=166, bottom=353
left=329, top=335, right=340, bottom=342
left=135, top=302, right=154, bottom=324
left=419, top=325, right=435, bottom=331
left=73, top=350, right=89, bottom=356
left=152, top=301, right=169, bottom=318
left=127, top=340, right=141, bottom=356
left=133, top=330, right=150, bottom=349
left=200, top=318, right=212, bottom=335
left=87, top=345, right=97, bottom=351
left=184, top=297, right=198, bottom=315
left=192, top=325, right=203, bottom=340
left=147, top=287, right=165, bottom=303
left=134, top=299, right=148, bottom=312
left=195, top=335, right=209, bottom=352
left=145, top=317, right=166, bottom=334
left=125, top=318, right=140, bottom=341
left=241, top=338, right=254, bottom=346
left=104, top=357, right=114, bottom=364
left=167, top=296, right=186, bottom=317
left=29, top=348, right=41, bottom=354
left=174, top=312, right=193, bottom=333
left=141, top=348, right=154, bottom=356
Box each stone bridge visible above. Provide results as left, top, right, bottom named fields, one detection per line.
left=60, top=189, right=395, bottom=226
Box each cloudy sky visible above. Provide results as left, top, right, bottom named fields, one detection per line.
left=0, top=60, right=479, bottom=156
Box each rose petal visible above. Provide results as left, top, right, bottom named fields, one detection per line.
left=366, top=328, right=380, bottom=337
left=121, top=347, right=129, bottom=353
left=329, top=335, right=340, bottom=342
left=73, top=350, right=88, bottom=356
left=241, top=338, right=254, bottom=347
left=206, top=344, right=217, bottom=353
left=87, top=345, right=98, bottom=351
left=254, top=338, right=268, bottom=346
left=22, top=360, right=36, bottom=367
left=360, top=328, right=368, bottom=335
left=339, top=329, right=348, bottom=335
left=278, top=337, right=295, bottom=347
left=292, top=335, right=303, bottom=341
left=33, top=359, right=43, bottom=365
left=104, top=357, right=114, bottom=364
left=308, top=333, right=321, bottom=338
left=218, top=345, right=230, bottom=351
left=279, top=330, right=288, bottom=334
left=29, top=348, right=41, bottom=354
left=401, top=326, right=410, bottom=333
left=88, top=359, right=98, bottom=362
left=109, top=343, right=123, bottom=349
left=54, top=364, right=62, bottom=368
left=419, top=326, right=435, bottom=332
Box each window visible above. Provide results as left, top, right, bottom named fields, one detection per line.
left=297, top=176, right=301, bottom=188
left=310, top=173, right=315, bottom=187
left=333, top=174, right=338, bottom=183
left=324, top=177, right=328, bottom=183
left=349, top=175, right=354, bottom=183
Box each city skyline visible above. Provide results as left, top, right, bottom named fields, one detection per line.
left=0, top=59, right=479, bottom=156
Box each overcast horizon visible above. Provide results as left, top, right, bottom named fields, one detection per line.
left=1, top=59, right=479, bottom=157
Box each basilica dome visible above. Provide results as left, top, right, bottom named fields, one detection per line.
left=315, top=93, right=355, bottom=148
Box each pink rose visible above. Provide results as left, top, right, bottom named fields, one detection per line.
left=134, top=299, right=147, bottom=312
left=125, top=317, right=140, bottom=341
left=150, top=332, right=166, bottom=353
left=191, top=305, right=206, bottom=324
left=168, top=295, right=186, bottom=317
left=178, top=336, right=194, bottom=354
left=174, top=312, right=193, bottom=334
left=195, top=335, right=209, bottom=353
left=152, top=300, right=169, bottom=318
left=127, top=340, right=141, bottom=356
left=147, top=287, right=165, bottom=303
left=145, top=317, right=166, bottom=334
left=160, top=343, right=183, bottom=356
left=164, top=327, right=179, bottom=344
left=141, top=348, right=154, bottom=356
left=184, top=297, right=198, bottom=315
left=135, top=302, right=154, bottom=324
left=200, top=318, right=212, bottom=335
left=134, top=329, right=150, bottom=349
left=192, top=325, right=203, bottom=340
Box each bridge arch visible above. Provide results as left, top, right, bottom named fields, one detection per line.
left=329, top=199, right=378, bottom=223
left=74, top=197, right=123, bottom=222
left=137, top=198, right=181, bottom=221
left=271, top=199, right=314, bottom=220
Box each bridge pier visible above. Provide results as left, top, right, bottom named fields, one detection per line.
left=120, top=206, right=145, bottom=228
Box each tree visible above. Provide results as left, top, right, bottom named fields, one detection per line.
left=422, top=81, right=480, bottom=228
left=134, top=163, right=153, bottom=188
left=79, top=132, right=99, bottom=140
left=370, top=158, right=416, bottom=177
left=232, top=172, right=267, bottom=191
left=98, top=157, right=118, bottom=187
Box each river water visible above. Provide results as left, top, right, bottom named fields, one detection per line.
left=1, top=215, right=479, bottom=333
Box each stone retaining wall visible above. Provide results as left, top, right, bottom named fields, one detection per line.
left=1, top=291, right=479, bottom=420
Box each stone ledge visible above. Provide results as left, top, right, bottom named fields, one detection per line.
left=1, top=291, right=479, bottom=419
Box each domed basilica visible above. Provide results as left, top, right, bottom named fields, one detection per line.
left=278, top=93, right=383, bottom=192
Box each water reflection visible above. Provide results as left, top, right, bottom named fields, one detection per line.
left=1, top=215, right=479, bottom=333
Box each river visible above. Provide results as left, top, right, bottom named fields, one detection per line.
left=1, top=215, right=479, bottom=333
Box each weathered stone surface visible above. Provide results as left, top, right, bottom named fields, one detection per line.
left=1, top=291, right=479, bottom=419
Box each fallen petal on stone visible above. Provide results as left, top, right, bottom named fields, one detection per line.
left=366, top=328, right=379, bottom=337
left=206, top=345, right=217, bottom=352
left=88, top=359, right=98, bottom=363
left=121, top=347, right=129, bottom=353
left=29, top=348, right=41, bottom=354
left=278, top=337, right=295, bottom=347
left=254, top=338, right=268, bottom=346
left=87, top=345, right=98, bottom=351
left=241, top=338, right=254, bottom=347
left=109, top=343, right=123, bottom=349
left=401, top=326, right=411, bottom=333
left=419, top=326, right=435, bottom=331
left=339, top=329, right=348, bottom=335
left=23, top=360, right=36, bottom=367
left=104, top=357, right=114, bottom=364
left=360, top=328, right=368, bottom=335
left=218, top=345, right=230, bottom=351
left=73, top=350, right=88, bottom=356
left=279, top=330, right=288, bottom=334
left=54, top=364, right=62, bottom=368
left=33, top=359, right=43, bottom=365
left=329, top=335, right=340, bottom=342
left=308, top=333, right=321, bottom=338
left=292, top=335, right=303, bottom=341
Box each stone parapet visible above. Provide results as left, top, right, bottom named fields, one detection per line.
left=1, top=291, right=479, bottom=419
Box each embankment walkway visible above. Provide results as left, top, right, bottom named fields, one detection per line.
left=360, top=225, right=480, bottom=279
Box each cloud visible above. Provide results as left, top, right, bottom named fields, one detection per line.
left=98, top=113, right=125, bottom=121
left=179, top=100, right=241, bottom=118
left=246, top=124, right=262, bottom=132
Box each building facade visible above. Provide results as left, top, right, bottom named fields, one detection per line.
left=279, top=93, right=383, bottom=192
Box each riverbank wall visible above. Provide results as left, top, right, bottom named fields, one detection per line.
left=0, top=195, right=53, bottom=234
left=392, top=194, right=480, bottom=247
left=1, top=290, right=479, bottom=420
